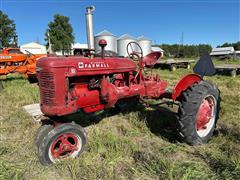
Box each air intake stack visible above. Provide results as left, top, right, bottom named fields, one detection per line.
left=85, top=6, right=95, bottom=57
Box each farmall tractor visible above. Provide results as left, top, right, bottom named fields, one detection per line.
left=35, top=6, right=220, bottom=165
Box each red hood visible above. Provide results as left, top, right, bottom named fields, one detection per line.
left=37, top=56, right=137, bottom=76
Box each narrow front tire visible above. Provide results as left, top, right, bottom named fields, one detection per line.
left=36, top=122, right=87, bottom=165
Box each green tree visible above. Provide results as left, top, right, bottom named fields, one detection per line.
left=233, top=41, right=240, bottom=50
left=217, top=41, right=240, bottom=50
left=159, top=43, right=212, bottom=58
left=198, top=44, right=212, bottom=56
left=0, top=11, right=17, bottom=47
left=45, top=14, right=74, bottom=55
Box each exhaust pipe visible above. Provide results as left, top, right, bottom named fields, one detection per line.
left=85, top=6, right=95, bottom=56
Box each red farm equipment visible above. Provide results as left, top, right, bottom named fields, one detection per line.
left=35, top=6, right=220, bottom=165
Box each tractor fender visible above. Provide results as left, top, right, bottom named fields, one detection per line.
left=172, top=73, right=202, bottom=101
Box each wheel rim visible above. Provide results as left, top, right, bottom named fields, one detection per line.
left=196, top=95, right=216, bottom=137
left=49, top=133, right=82, bottom=162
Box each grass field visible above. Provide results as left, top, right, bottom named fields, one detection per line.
left=0, top=60, right=240, bottom=179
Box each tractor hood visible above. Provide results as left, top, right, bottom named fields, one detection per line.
left=37, top=56, right=137, bottom=76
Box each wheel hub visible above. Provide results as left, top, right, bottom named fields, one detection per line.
left=51, top=133, right=79, bottom=159
left=196, top=98, right=213, bottom=130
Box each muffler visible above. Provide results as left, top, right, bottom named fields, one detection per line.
left=85, top=6, right=95, bottom=57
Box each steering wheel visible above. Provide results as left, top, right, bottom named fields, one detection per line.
left=126, top=42, right=143, bottom=61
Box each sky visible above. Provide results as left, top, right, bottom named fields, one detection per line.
left=0, top=0, right=239, bottom=47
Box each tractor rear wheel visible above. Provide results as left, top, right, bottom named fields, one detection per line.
left=177, top=81, right=220, bottom=145
left=36, top=122, right=86, bottom=165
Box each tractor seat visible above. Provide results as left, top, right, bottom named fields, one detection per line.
left=142, top=52, right=162, bottom=68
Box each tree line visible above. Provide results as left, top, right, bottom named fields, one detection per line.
left=158, top=44, right=212, bottom=58
left=0, top=10, right=239, bottom=57
left=217, top=42, right=240, bottom=51
left=0, top=11, right=17, bottom=48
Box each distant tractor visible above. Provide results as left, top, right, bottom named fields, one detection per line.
left=0, top=47, right=46, bottom=82
left=35, top=6, right=220, bottom=165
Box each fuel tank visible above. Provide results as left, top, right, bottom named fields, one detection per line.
left=37, top=56, right=137, bottom=76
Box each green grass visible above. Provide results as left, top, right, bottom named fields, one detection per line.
left=0, top=62, right=240, bottom=179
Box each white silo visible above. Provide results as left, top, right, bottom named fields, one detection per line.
left=94, top=30, right=117, bottom=54
left=117, top=34, right=138, bottom=57
left=137, top=36, right=152, bottom=57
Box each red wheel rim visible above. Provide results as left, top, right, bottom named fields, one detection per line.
left=196, top=95, right=216, bottom=137
left=50, top=133, right=81, bottom=160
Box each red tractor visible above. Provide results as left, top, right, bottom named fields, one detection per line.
left=35, top=6, right=220, bottom=165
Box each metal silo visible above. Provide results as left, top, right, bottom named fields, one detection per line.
left=117, top=34, right=139, bottom=57
left=137, top=36, right=152, bottom=57
left=94, top=30, right=117, bottom=54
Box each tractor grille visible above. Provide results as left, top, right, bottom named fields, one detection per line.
left=39, top=71, right=55, bottom=106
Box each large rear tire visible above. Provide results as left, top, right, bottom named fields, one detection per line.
left=36, top=122, right=86, bottom=165
left=177, top=81, right=220, bottom=145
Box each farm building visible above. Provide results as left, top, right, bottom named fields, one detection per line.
left=210, top=46, right=235, bottom=57
left=117, top=34, right=138, bottom=57
left=94, top=30, right=117, bottom=54
left=137, top=36, right=152, bottom=56
left=20, top=42, right=47, bottom=54
left=55, top=43, right=88, bottom=56
left=72, top=43, right=88, bottom=55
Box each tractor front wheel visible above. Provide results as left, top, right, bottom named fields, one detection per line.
left=177, top=81, right=220, bottom=145
left=35, top=123, right=53, bottom=148
left=36, top=122, right=86, bottom=165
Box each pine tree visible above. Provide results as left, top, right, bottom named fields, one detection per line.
left=0, top=11, right=17, bottom=47
left=45, top=14, right=74, bottom=55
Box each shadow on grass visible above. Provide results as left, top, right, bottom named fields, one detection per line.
left=192, top=151, right=239, bottom=179
left=55, top=101, right=180, bottom=144
left=139, top=106, right=180, bottom=143
left=0, top=75, right=38, bottom=86
left=215, top=124, right=240, bottom=143
left=215, top=70, right=240, bottom=77
left=0, top=75, right=25, bottom=81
